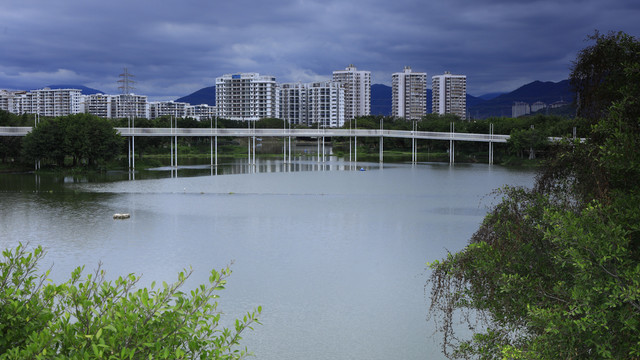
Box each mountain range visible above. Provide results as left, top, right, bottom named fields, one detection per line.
left=41, top=79, right=573, bottom=119
left=369, top=80, right=572, bottom=118
left=43, top=84, right=104, bottom=95
left=176, top=86, right=215, bottom=106
left=467, top=80, right=573, bottom=118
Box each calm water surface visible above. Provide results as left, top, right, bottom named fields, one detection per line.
left=0, top=159, right=535, bottom=360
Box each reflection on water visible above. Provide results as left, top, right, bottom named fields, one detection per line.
left=147, top=155, right=361, bottom=178
left=0, top=158, right=536, bottom=360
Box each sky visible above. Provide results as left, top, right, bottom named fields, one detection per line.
left=1, top=0, right=640, bottom=101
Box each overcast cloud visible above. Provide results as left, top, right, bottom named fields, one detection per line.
left=1, top=0, right=639, bottom=100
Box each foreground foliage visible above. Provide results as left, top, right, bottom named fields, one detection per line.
left=0, top=244, right=261, bottom=359
left=428, top=31, right=640, bottom=359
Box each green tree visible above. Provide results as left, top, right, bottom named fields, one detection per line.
left=0, top=244, right=261, bottom=359
left=21, top=118, right=67, bottom=166
left=0, top=110, right=21, bottom=126
left=21, top=114, right=122, bottom=168
left=571, top=30, right=640, bottom=121
left=428, top=31, right=640, bottom=359
left=0, top=137, right=22, bottom=163
left=65, top=114, right=123, bottom=166
left=255, top=118, right=285, bottom=129
left=507, top=126, right=549, bottom=159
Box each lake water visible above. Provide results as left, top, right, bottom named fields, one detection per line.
left=0, top=158, right=535, bottom=359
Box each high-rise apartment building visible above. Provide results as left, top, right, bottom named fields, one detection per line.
left=215, top=73, right=279, bottom=121
left=392, top=66, right=427, bottom=121
left=0, top=90, right=26, bottom=114
left=531, top=101, right=547, bottom=113
left=19, top=88, right=83, bottom=117
left=280, top=81, right=345, bottom=127
left=279, top=83, right=306, bottom=126
left=432, top=72, right=467, bottom=120
left=109, top=94, right=149, bottom=119
left=83, top=94, right=112, bottom=118
left=149, top=101, right=190, bottom=119
left=307, top=81, right=344, bottom=128
left=512, top=101, right=531, bottom=118
left=82, top=93, right=148, bottom=119
left=332, top=64, right=370, bottom=120
left=3, top=88, right=218, bottom=121
left=187, top=104, right=216, bottom=121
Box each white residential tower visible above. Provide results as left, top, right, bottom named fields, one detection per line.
left=392, top=66, right=427, bottom=121
left=432, top=72, right=467, bottom=120
left=332, top=64, right=371, bottom=120
left=215, top=73, right=279, bottom=121
left=279, top=81, right=345, bottom=127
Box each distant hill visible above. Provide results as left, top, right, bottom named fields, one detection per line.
left=466, top=94, right=485, bottom=109
left=477, top=92, right=504, bottom=100
left=371, top=84, right=392, bottom=115
left=44, top=84, right=104, bottom=95
left=176, top=86, right=215, bottom=106
left=467, top=80, right=573, bottom=119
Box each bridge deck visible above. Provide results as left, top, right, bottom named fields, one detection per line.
left=0, top=126, right=510, bottom=143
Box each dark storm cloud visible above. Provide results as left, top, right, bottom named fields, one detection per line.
left=1, top=0, right=639, bottom=99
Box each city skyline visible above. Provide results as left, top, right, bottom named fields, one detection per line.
left=1, top=0, right=639, bottom=101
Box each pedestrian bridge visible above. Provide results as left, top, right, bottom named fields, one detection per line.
left=0, top=126, right=509, bottom=142
left=1, top=126, right=539, bottom=167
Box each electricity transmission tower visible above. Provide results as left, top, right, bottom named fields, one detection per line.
left=118, top=67, right=135, bottom=94
left=118, top=67, right=136, bottom=170
left=117, top=68, right=136, bottom=120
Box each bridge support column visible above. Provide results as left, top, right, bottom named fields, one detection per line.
left=489, top=123, right=494, bottom=165
left=411, top=121, right=416, bottom=165
left=283, top=133, right=287, bottom=164
left=322, top=136, right=325, bottom=163
left=450, top=140, right=455, bottom=164
left=379, top=135, right=383, bottom=164
left=175, top=135, right=178, bottom=176
left=412, top=137, right=415, bottom=165
left=354, top=134, right=358, bottom=169
left=449, top=122, right=455, bottom=165
left=489, top=141, right=493, bottom=165
left=288, top=136, right=292, bottom=164
left=349, top=136, right=352, bottom=165
left=247, top=122, right=250, bottom=170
